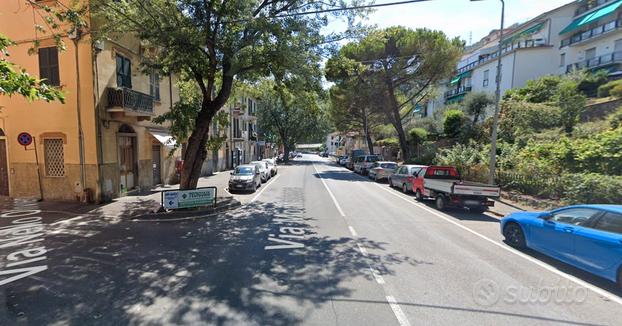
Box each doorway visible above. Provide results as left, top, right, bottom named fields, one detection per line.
left=0, top=128, right=9, bottom=196
left=118, top=125, right=137, bottom=193
left=152, top=144, right=161, bottom=185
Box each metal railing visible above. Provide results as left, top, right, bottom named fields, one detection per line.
left=107, top=87, right=154, bottom=114
left=566, top=51, right=622, bottom=72
left=444, top=86, right=472, bottom=99
left=560, top=19, right=621, bottom=48
left=574, top=0, right=612, bottom=17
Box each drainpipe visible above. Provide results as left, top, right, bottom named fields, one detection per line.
left=93, top=41, right=105, bottom=203
left=70, top=34, right=86, bottom=201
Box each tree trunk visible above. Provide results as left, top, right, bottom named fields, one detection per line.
left=283, top=145, right=291, bottom=163
left=362, top=109, right=374, bottom=155
left=386, top=85, right=410, bottom=161
left=179, top=74, right=234, bottom=189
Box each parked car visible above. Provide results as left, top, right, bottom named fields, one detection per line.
left=228, top=165, right=261, bottom=192
left=345, top=156, right=356, bottom=170
left=353, top=155, right=383, bottom=175
left=389, top=164, right=426, bottom=193
left=501, top=205, right=622, bottom=289
left=338, top=156, right=349, bottom=166
left=410, top=166, right=500, bottom=212
left=262, top=158, right=278, bottom=176
left=368, top=161, right=398, bottom=181
left=250, top=161, right=270, bottom=182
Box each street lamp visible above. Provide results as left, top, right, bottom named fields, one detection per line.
left=471, top=0, right=505, bottom=185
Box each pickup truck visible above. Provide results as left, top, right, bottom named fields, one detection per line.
left=412, top=166, right=500, bottom=212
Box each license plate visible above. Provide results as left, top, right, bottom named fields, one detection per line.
left=464, top=200, right=481, bottom=206
left=235, top=185, right=243, bottom=188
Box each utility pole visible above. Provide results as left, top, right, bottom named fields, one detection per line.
left=488, top=0, right=505, bottom=185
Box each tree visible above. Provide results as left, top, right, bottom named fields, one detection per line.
left=92, top=0, right=362, bottom=189
left=326, top=27, right=462, bottom=160
left=0, top=33, right=64, bottom=103
left=408, top=127, right=427, bottom=158
left=463, top=91, right=493, bottom=126
left=556, top=79, right=586, bottom=135
left=443, top=109, right=466, bottom=139
left=257, top=81, right=326, bottom=162
left=329, top=81, right=385, bottom=155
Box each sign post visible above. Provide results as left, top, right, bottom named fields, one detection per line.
left=161, top=186, right=217, bottom=210
left=17, top=133, right=43, bottom=201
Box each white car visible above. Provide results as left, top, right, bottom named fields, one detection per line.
left=262, top=158, right=278, bottom=177
left=250, top=161, right=270, bottom=182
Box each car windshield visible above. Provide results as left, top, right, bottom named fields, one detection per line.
left=234, top=167, right=254, bottom=175
left=381, top=163, right=397, bottom=169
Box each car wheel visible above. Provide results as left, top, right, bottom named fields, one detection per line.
left=503, top=223, right=526, bottom=249
left=415, top=189, right=423, bottom=201
left=435, top=196, right=447, bottom=211
left=388, top=178, right=393, bottom=187
left=402, top=183, right=409, bottom=194
left=374, top=174, right=379, bottom=182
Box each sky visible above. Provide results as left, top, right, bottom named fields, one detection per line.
left=325, top=0, right=575, bottom=45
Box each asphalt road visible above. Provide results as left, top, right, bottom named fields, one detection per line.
left=0, top=154, right=621, bottom=325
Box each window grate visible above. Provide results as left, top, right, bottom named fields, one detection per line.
left=44, top=138, right=65, bottom=177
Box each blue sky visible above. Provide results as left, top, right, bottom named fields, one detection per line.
left=326, top=0, right=575, bottom=45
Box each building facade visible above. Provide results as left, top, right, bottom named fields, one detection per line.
left=0, top=1, right=181, bottom=201
left=427, top=0, right=622, bottom=117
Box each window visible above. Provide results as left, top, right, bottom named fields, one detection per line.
left=44, top=138, right=65, bottom=177
left=233, top=118, right=240, bottom=138
left=150, top=71, right=160, bottom=101
left=411, top=167, right=421, bottom=176
left=116, top=54, right=132, bottom=88
left=549, top=208, right=600, bottom=226
left=560, top=53, right=566, bottom=67
left=585, top=47, right=596, bottom=60
left=38, top=47, right=60, bottom=86
left=483, top=70, right=489, bottom=87
left=594, top=212, right=622, bottom=234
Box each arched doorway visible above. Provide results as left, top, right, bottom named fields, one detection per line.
left=0, top=128, right=8, bottom=196
left=118, top=124, right=137, bottom=194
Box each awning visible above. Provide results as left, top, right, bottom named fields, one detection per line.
left=502, top=22, right=544, bottom=45
left=559, top=0, right=622, bottom=35
left=148, top=129, right=177, bottom=149
left=450, top=71, right=472, bottom=85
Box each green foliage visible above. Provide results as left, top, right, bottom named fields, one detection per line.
left=498, top=100, right=562, bottom=143
left=374, top=137, right=400, bottom=148
left=560, top=173, right=622, bottom=204
left=575, top=69, right=609, bottom=98
left=463, top=91, right=493, bottom=125
left=503, top=75, right=561, bottom=103
left=597, top=79, right=622, bottom=97
left=408, top=128, right=428, bottom=145
left=573, top=127, right=622, bottom=175
left=443, top=109, right=466, bottom=138
left=434, top=142, right=488, bottom=182
left=556, top=79, right=587, bottom=135
left=0, top=33, right=64, bottom=103
left=608, top=107, right=622, bottom=129
left=609, top=84, right=622, bottom=98
left=206, top=110, right=230, bottom=151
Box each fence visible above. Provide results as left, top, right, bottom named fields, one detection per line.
left=496, top=171, right=562, bottom=198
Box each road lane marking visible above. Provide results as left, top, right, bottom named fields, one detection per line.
left=357, top=243, right=368, bottom=256
left=370, top=267, right=386, bottom=285
left=50, top=216, right=84, bottom=226
left=386, top=296, right=412, bottom=326
left=348, top=226, right=358, bottom=237
left=312, top=164, right=346, bottom=217
left=251, top=174, right=281, bottom=203
left=373, top=182, right=622, bottom=306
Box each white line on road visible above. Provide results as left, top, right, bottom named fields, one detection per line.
left=386, top=296, right=412, bottom=326
left=370, top=267, right=386, bottom=285
left=250, top=174, right=281, bottom=203
left=373, top=182, right=622, bottom=306
left=312, top=164, right=346, bottom=217
left=348, top=226, right=358, bottom=237
left=357, top=243, right=368, bottom=257
left=50, top=216, right=84, bottom=226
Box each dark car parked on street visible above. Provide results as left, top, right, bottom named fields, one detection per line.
left=228, top=165, right=262, bottom=192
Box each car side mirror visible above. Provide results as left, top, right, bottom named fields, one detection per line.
left=539, top=213, right=552, bottom=220
left=230, top=172, right=233, bottom=175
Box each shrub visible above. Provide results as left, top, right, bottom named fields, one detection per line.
left=503, top=75, right=561, bottom=103
left=596, top=79, right=622, bottom=97
left=374, top=137, right=400, bottom=148
left=556, top=79, right=586, bottom=135
left=609, top=84, right=622, bottom=98
left=443, top=109, right=466, bottom=138
left=498, top=100, right=561, bottom=143
left=409, top=127, right=428, bottom=144
left=608, top=107, right=622, bottom=129
left=561, top=173, right=622, bottom=204
left=575, top=69, right=608, bottom=98
left=435, top=142, right=488, bottom=182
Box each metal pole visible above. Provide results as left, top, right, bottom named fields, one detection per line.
left=33, top=137, right=44, bottom=201
left=488, top=0, right=505, bottom=185
left=73, top=38, right=86, bottom=198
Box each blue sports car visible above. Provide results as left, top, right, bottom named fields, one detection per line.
left=501, top=205, right=622, bottom=288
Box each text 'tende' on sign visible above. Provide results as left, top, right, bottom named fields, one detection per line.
left=162, top=187, right=216, bottom=209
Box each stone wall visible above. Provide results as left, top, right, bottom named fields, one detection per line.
left=10, top=163, right=98, bottom=201
left=581, top=98, right=622, bottom=122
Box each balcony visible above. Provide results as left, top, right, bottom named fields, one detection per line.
left=456, top=61, right=478, bottom=75
left=106, top=87, right=154, bottom=118
left=566, top=51, right=622, bottom=73
left=575, top=0, right=613, bottom=17
left=445, top=86, right=472, bottom=99
left=561, top=19, right=620, bottom=48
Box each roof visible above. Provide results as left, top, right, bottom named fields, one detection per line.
left=557, top=204, right=622, bottom=214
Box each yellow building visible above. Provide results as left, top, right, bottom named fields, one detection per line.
left=0, top=1, right=181, bottom=201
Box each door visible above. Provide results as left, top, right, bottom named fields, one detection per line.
left=573, top=212, right=622, bottom=277
left=119, top=134, right=136, bottom=192
left=529, top=208, right=600, bottom=261
left=0, top=139, right=9, bottom=196
left=152, top=145, right=162, bottom=185
left=392, top=166, right=405, bottom=185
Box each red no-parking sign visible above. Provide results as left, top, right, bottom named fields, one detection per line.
left=17, top=132, right=33, bottom=148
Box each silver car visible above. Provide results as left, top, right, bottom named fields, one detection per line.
left=250, top=161, right=270, bottom=182
left=262, top=158, right=278, bottom=176
left=368, top=161, right=398, bottom=182
left=228, top=165, right=261, bottom=192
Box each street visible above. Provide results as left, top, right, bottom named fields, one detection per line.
left=1, top=154, right=621, bottom=325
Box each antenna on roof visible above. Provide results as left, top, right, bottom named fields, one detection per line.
left=468, top=31, right=473, bottom=45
